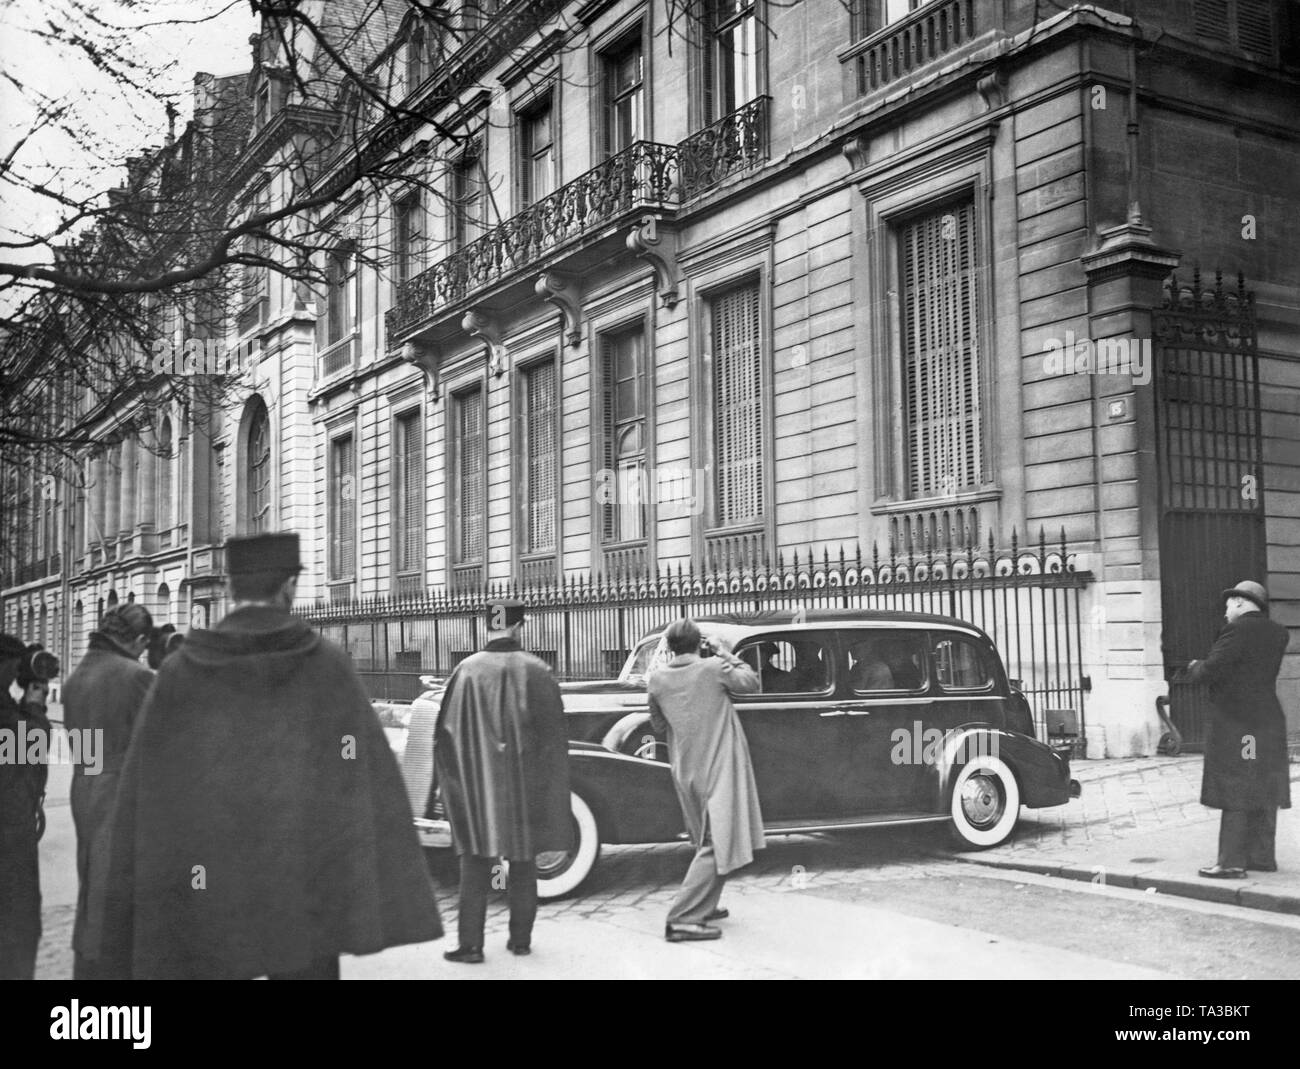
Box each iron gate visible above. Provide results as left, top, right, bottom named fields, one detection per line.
left=1153, top=269, right=1267, bottom=749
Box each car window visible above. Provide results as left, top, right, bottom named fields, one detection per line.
left=621, top=636, right=663, bottom=684
left=735, top=633, right=834, bottom=695
left=932, top=634, right=993, bottom=690
left=846, top=630, right=927, bottom=693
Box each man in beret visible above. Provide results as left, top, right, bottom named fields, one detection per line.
left=96, top=533, right=442, bottom=978
left=62, top=603, right=156, bottom=979
left=0, top=633, right=52, bottom=978
left=1187, top=580, right=1292, bottom=879
left=434, top=599, right=571, bottom=963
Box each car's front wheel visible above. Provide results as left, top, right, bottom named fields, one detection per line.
left=514, top=791, right=601, bottom=900
left=949, top=755, right=1021, bottom=848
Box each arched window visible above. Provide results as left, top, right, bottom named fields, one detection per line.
left=247, top=401, right=271, bottom=534
left=158, top=417, right=174, bottom=533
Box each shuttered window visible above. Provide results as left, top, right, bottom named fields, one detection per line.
left=328, top=433, right=356, bottom=580
left=394, top=194, right=424, bottom=285
left=600, top=327, right=646, bottom=543
left=158, top=418, right=174, bottom=533
left=522, top=360, right=558, bottom=554
left=1194, top=0, right=1276, bottom=56
left=899, top=198, right=984, bottom=498
left=247, top=403, right=271, bottom=534
left=452, top=388, right=484, bottom=563
left=710, top=280, right=764, bottom=526
left=326, top=243, right=356, bottom=345
left=519, top=98, right=555, bottom=207
left=393, top=409, right=424, bottom=574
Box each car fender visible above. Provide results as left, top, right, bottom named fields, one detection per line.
left=930, top=726, right=1072, bottom=810
left=566, top=742, right=685, bottom=845
left=600, top=711, right=658, bottom=754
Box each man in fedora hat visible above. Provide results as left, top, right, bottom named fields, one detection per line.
left=1187, top=579, right=1291, bottom=879
left=433, top=598, right=571, bottom=963
left=95, top=532, right=442, bottom=978
left=62, top=603, right=155, bottom=979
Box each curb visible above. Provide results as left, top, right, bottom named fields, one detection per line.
left=957, top=855, right=1300, bottom=916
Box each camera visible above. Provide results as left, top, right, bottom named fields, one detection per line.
left=17, top=643, right=59, bottom=685
left=698, top=637, right=717, bottom=658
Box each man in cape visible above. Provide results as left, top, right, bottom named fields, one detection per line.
left=95, top=532, right=442, bottom=979
left=434, top=598, right=571, bottom=963
left=1187, top=580, right=1291, bottom=879
left=62, top=603, right=156, bottom=980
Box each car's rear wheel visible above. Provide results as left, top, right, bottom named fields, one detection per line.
left=512, top=791, right=601, bottom=900
left=602, top=712, right=668, bottom=763
left=948, top=755, right=1020, bottom=848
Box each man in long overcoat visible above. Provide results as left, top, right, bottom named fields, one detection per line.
left=648, top=618, right=763, bottom=942
left=62, top=603, right=156, bottom=979
left=1187, top=579, right=1291, bottom=878
left=95, top=533, right=442, bottom=978
left=434, top=598, right=571, bottom=963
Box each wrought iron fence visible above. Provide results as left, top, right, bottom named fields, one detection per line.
left=300, top=528, right=1092, bottom=745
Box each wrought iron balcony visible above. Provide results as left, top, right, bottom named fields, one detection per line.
left=386, top=99, right=772, bottom=345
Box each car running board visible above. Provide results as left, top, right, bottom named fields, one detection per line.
left=762, top=814, right=951, bottom=835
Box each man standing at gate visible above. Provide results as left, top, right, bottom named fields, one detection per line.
left=649, top=618, right=764, bottom=942
left=95, top=532, right=442, bottom=978
left=434, top=598, right=571, bottom=963
left=1187, top=580, right=1291, bottom=878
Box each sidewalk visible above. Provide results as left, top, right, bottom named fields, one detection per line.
left=954, top=754, right=1300, bottom=915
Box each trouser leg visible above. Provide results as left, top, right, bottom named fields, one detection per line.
left=74, top=951, right=116, bottom=981
left=457, top=854, right=492, bottom=950
left=1217, top=809, right=1249, bottom=870
left=267, top=956, right=339, bottom=980
left=507, top=859, right=537, bottom=946
left=666, top=842, right=725, bottom=926
left=1246, top=808, right=1278, bottom=869
left=0, top=833, right=41, bottom=980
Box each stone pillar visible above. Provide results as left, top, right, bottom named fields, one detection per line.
left=119, top=439, right=137, bottom=556
left=104, top=446, right=121, bottom=550
left=89, top=454, right=105, bottom=550
left=138, top=443, right=157, bottom=550
left=1078, top=220, right=1180, bottom=757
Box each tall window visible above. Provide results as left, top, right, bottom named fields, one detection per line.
left=705, top=0, right=759, bottom=123
left=1194, top=0, right=1277, bottom=57
left=326, top=242, right=357, bottom=345
left=710, top=280, right=764, bottom=527
left=521, top=360, right=558, bottom=554
left=254, top=81, right=270, bottom=129
left=158, top=417, right=175, bottom=532
left=519, top=97, right=555, bottom=207
left=451, top=388, right=485, bottom=565
left=328, top=433, right=356, bottom=581
left=601, top=328, right=646, bottom=543
left=393, top=409, right=424, bottom=575
left=406, top=26, right=427, bottom=90
left=603, top=36, right=643, bottom=157
left=853, top=0, right=933, bottom=38
left=451, top=150, right=485, bottom=250
left=247, top=403, right=271, bottom=534
left=394, top=194, right=424, bottom=285
left=898, top=197, right=984, bottom=497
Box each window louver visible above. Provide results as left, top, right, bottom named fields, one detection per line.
left=453, top=389, right=484, bottom=563
left=329, top=433, right=355, bottom=579
left=711, top=280, right=763, bottom=526
left=523, top=361, right=558, bottom=553
left=394, top=410, right=424, bottom=573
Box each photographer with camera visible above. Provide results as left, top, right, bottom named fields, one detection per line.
left=0, top=632, right=56, bottom=979
left=648, top=619, right=765, bottom=943
left=61, top=602, right=156, bottom=979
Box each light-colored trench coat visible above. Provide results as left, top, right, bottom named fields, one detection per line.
left=648, top=652, right=765, bottom=875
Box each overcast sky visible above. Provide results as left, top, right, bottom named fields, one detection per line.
left=0, top=0, right=259, bottom=258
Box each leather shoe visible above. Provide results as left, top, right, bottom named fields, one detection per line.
left=1249, top=862, right=1278, bottom=873
left=506, top=940, right=531, bottom=956
left=665, top=923, right=721, bottom=943
left=443, top=946, right=485, bottom=964
left=1197, top=865, right=1246, bottom=880
left=705, top=907, right=729, bottom=921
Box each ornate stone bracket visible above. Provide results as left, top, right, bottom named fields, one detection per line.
left=841, top=133, right=869, bottom=172
left=400, top=341, right=440, bottom=402
left=535, top=271, right=583, bottom=346
left=462, top=310, right=509, bottom=377
left=627, top=215, right=682, bottom=308
left=976, top=68, right=1006, bottom=111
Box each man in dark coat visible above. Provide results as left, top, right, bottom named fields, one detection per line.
left=0, top=634, right=52, bottom=979
left=62, top=603, right=156, bottom=979
left=95, top=533, right=442, bottom=978
left=434, top=598, right=571, bottom=963
left=1187, top=580, right=1292, bottom=879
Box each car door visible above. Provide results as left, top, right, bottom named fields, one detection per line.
left=836, top=628, right=934, bottom=814
left=730, top=630, right=847, bottom=821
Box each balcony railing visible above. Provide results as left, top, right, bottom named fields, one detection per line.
left=386, top=100, right=772, bottom=343
left=856, top=0, right=977, bottom=94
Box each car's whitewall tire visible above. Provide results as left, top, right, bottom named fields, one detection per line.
left=511, top=791, right=601, bottom=900
left=949, top=755, right=1020, bottom=848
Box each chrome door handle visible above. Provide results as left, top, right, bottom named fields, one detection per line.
left=845, top=709, right=872, bottom=717
left=818, top=710, right=846, bottom=718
